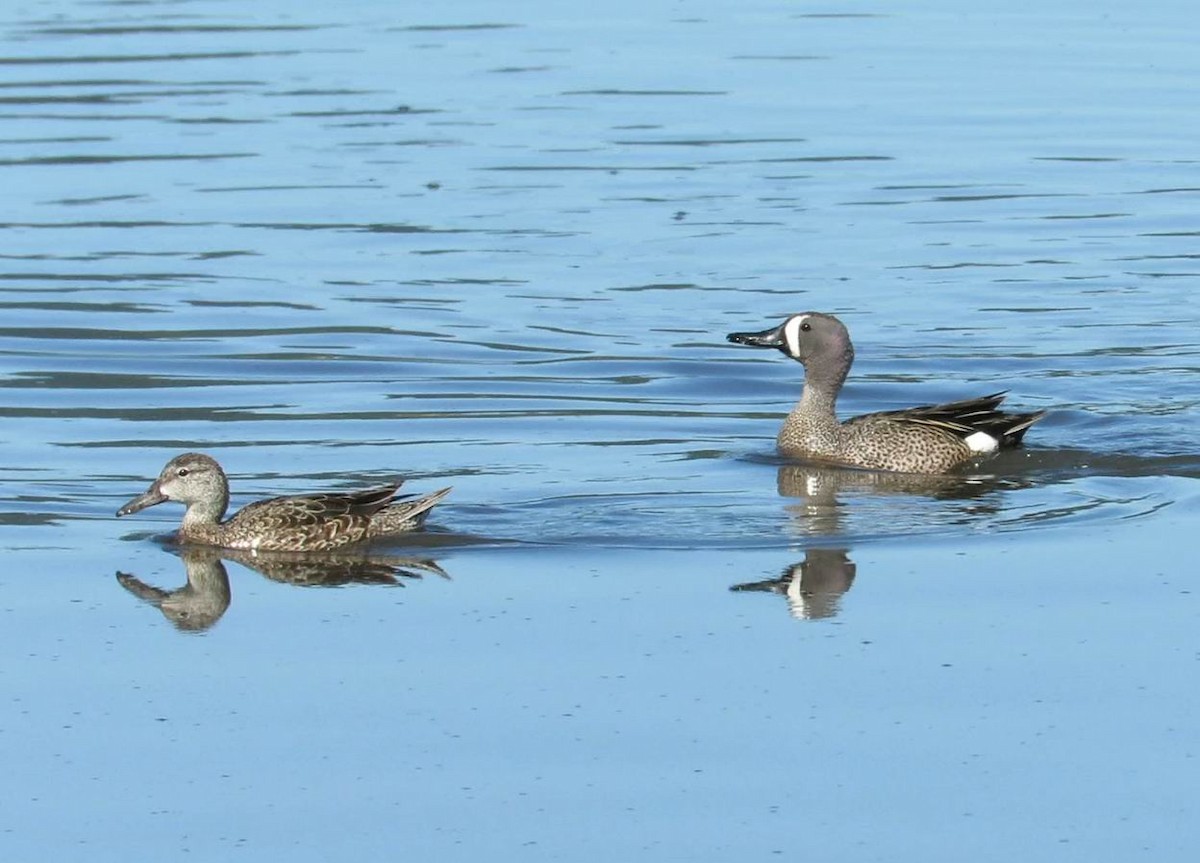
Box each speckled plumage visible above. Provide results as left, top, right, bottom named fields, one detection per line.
left=727, top=312, right=1046, bottom=474
left=117, top=452, right=450, bottom=551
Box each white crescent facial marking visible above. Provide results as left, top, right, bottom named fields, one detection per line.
left=964, top=430, right=999, bottom=454
left=782, top=314, right=809, bottom=357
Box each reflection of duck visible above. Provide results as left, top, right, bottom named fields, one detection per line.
left=730, top=549, right=857, bottom=620
left=727, top=312, right=1045, bottom=473
left=117, top=547, right=231, bottom=632
left=116, top=452, right=451, bottom=551
left=218, top=547, right=448, bottom=587
left=117, top=547, right=448, bottom=632
left=775, top=461, right=1030, bottom=537
left=776, top=461, right=990, bottom=499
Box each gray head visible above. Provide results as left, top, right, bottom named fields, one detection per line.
left=116, top=452, right=231, bottom=524
left=727, top=312, right=855, bottom=391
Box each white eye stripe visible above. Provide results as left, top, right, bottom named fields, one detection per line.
left=782, top=315, right=809, bottom=356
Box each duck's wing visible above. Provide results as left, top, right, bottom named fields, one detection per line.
left=850, top=391, right=1045, bottom=446
left=228, top=483, right=402, bottom=550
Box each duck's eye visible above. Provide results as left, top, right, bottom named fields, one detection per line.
left=800, top=321, right=811, bottom=332
left=177, top=468, right=190, bottom=477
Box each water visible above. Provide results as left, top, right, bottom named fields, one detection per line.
left=2, top=0, right=1199, bottom=859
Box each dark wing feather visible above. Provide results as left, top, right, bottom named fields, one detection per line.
left=295, top=483, right=401, bottom=518
left=849, top=391, right=1044, bottom=446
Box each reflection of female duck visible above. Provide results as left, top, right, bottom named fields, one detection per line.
left=117, top=547, right=448, bottom=632
left=117, top=548, right=231, bottom=632
left=218, top=548, right=448, bottom=587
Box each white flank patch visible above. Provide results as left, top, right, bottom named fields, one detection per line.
left=964, top=430, right=999, bottom=454
left=782, top=314, right=809, bottom=357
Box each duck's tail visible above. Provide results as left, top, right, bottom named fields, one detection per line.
left=368, top=487, right=452, bottom=536
left=994, top=409, right=1047, bottom=448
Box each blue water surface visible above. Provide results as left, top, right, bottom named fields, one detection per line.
left=1, top=1, right=1198, bottom=860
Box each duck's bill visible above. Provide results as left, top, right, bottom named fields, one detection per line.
left=116, top=485, right=167, bottom=517
left=726, top=324, right=785, bottom=348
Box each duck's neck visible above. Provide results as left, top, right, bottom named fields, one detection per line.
left=179, top=495, right=228, bottom=542
left=798, top=358, right=848, bottom=421
left=779, top=347, right=854, bottom=457
left=178, top=551, right=232, bottom=605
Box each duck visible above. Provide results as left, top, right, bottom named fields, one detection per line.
left=116, top=452, right=451, bottom=551
left=727, top=312, right=1046, bottom=474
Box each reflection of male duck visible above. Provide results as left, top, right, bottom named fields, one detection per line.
left=776, top=461, right=1025, bottom=537
left=733, top=464, right=1030, bottom=620
left=117, top=547, right=448, bottom=632
left=731, top=549, right=857, bottom=620
left=776, top=462, right=983, bottom=500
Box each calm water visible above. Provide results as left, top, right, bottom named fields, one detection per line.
left=2, top=0, right=1199, bottom=859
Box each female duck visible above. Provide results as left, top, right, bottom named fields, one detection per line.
left=117, top=452, right=450, bottom=551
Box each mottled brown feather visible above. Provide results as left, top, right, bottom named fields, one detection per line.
left=116, top=453, right=450, bottom=551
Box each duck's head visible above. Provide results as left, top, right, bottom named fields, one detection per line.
left=117, top=452, right=229, bottom=519
left=727, top=312, right=854, bottom=368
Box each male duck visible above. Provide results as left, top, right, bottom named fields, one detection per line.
left=727, top=312, right=1045, bottom=474
left=117, top=452, right=451, bottom=551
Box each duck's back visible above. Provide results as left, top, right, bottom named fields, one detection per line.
left=778, top=391, right=1043, bottom=474
left=836, top=415, right=975, bottom=473
left=221, top=486, right=397, bottom=551
left=778, top=412, right=971, bottom=474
